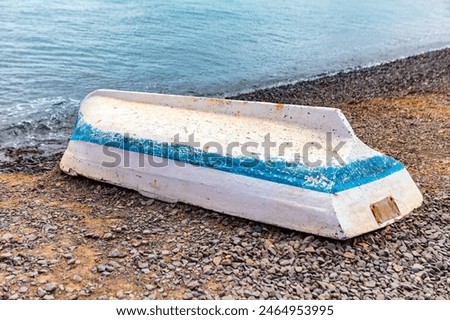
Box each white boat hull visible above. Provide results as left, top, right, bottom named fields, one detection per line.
left=60, top=90, right=423, bottom=239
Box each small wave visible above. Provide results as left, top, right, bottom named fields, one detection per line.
left=0, top=97, right=80, bottom=151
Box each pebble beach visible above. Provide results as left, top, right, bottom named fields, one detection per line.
left=0, top=48, right=449, bottom=300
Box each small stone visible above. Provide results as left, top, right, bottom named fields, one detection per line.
left=411, top=264, right=424, bottom=273
left=364, top=280, right=376, bottom=288
left=403, top=252, right=414, bottom=260
left=28, top=271, right=38, bottom=278
left=73, top=275, right=83, bottom=283
left=187, top=281, right=199, bottom=289
left=37, top=288, right=46, bottom=297
left=343, top=252, right=355, bottom=259
left=221, top=259, right=232, bottom=266
left=131, top=240, right=142, bottom=247
left=109, top=249, right=126, bottom=258
left=357, top=260, right=366, bottom=268
left=18, top=286, right=28, bottom=293
left=27, top=234, right=38, bottom=241
left=213, top=257, right=222, bottom=266
left=138, top=262, right=149, bottom=269
left=103, top=233, right=113, bottom=240
left=252, top=290, right=260, bottom=297
left=97, top=264, right=107, bottom=272
left=43, top=283, right=58, bottom=293
left=12, top=256, right=22, bottom=266
left=339, top=286, right=348, bottom=294
left=43, top=224, right=57, bottom=233
left=6, top=275, right=16, bottom=281
left=116, top=290, right=124, bottom=299
left=79, top=290, right=90, bottom=297
left=172, top=261, right=181, bottom=267
left=43, top=294, right=54, bottom=300
left=2, top=233, right=14, bottom=241
left=145, top=284, right=155, bottom=291
left=304, top=247, right=315, bottom=253
left=296, top=284, right=305, bottom=296
left=203, top=265, right=212, bottom=274
left=8, top=293, right=19, bottom=300
left=161, top=250, right=170, bottom=256
left=279, top=259, right=292, bottom=266
left=183, top=292, right=193, bottom=300
left=393, top=264, right=403, bottom=272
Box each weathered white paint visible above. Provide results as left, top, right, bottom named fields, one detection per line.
left=60, top=89, right=423, bottom=239
left=81, top=95, right=358, bottom=163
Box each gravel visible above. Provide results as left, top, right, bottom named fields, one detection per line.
left=0, top=48, right=449, bottom=300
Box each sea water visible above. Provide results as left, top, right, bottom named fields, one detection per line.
left=0, top=0, right=449, bottom=150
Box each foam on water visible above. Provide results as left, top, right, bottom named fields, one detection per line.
left=0, top=97, right=79, bottom=149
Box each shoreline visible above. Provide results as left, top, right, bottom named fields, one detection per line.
left=1, top=48, right=449, bottom=300
left=231, top=47, right=449, bottom=105
left=226, top=45, right=450, bottom=99
left=1, top=47, right=449, bottom=174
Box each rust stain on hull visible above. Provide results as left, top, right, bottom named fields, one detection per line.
left=275, top=103, right=284, bottom=112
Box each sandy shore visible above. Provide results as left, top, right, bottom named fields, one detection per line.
left=1, top=48, right=449, bottom=300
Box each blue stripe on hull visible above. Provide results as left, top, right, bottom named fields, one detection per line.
left=70, top=115, right=404, bottom=194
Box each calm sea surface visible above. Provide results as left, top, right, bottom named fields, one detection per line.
left=1, top=0, right=449, bottom=150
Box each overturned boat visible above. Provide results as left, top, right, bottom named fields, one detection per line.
left=60, top=89, right=423, bottom=239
